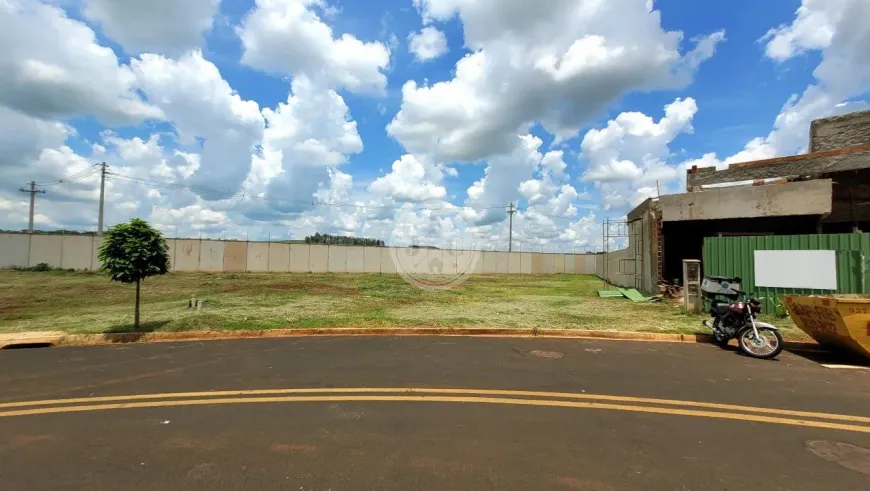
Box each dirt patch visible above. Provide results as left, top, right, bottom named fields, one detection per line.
left=410, top=456, right=476, bottom=474
left=267, top=281, right=359, bottom=295
left=806, top=440, right=870, bottom=475
left=530, top=349, right=565, bottom=359
left=268, top=443, right=317, bottom=454
left=554, top=477, right=616, bottom=490
left=162, top=436, right=227, bottom=451
left=6, top=435, right=56, bottom=448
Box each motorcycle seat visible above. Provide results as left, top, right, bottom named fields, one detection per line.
left=710, top=301, right=730, bottom=315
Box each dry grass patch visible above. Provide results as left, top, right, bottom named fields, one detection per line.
left=0, top=270, right=806, bottom=339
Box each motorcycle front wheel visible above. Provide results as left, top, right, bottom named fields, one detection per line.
left=738, top=327, right=784, bottom=359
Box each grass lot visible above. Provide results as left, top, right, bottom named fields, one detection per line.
left=0, top=270, right=805, bottom=339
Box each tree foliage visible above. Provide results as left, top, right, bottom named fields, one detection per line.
left=98, top=219, right=170, bottom=283
left=304, top=233, right=385, bottom=247
left=98, top=219, right=170, bottom=330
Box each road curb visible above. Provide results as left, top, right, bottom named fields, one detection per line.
left=0, top=328, right=817, bottom=350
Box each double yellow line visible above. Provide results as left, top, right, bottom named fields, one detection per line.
left=3, top=387, right=870, bottom=433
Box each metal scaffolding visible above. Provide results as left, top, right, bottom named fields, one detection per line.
left=601, top=217, right=642, bottom=290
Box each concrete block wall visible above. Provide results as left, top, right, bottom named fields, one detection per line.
left=223, top=241, right=247, bottom=272
left=175, top=240, right=200, bottom=271
left=268, top=243, right=290, bottom=272
left=61, top=235, right=93, bottom=270
left=246, top=242, right=270, bottom=272
left=29, top=235, right=62, bottom=267
left=810, top=110, right=870, bottom=153
left=0, top=234, right=29, bottom=268
left=346, top=246, right=365, bottom=273
left=0, top=233, right=599, bottom=277
left=309, top=245, right=328, bottom=272
left=363, top=247, right=381, bottom=273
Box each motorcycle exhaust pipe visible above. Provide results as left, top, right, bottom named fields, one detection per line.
left=703, top=321, right=714, bottom=330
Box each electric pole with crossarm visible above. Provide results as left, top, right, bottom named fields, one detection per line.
left=507, top=202, right=516, bottom=252
left=19, top=181, right=46, bottom=233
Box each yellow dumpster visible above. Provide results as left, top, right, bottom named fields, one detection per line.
left=785, top=295, right=870, bottom=360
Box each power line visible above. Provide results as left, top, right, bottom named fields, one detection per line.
left=34, top=164, right=100, bottom=186
left=105, top=170, right=509, bottom=213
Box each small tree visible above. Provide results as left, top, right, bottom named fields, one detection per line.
left=98, top=219, right=170, bottom=329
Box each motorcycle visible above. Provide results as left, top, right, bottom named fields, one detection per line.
left=703, top=290, right=784, bottom=359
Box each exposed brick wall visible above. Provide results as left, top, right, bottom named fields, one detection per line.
left=686, top=148, right=870, bottom=188
left=810, top=110, right=870, bottom=153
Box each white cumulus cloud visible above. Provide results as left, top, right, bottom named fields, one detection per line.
left=408, top=26, right=448, bottom=61
left=237, top=0, right=391, bottom=94
left=83, top=0, right=220, bottom=55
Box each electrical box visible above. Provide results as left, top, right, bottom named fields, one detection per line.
left=682, top=259, right=702, bottom=314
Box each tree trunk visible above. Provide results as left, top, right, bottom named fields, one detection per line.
left=134, top=278, right=141, bottom=330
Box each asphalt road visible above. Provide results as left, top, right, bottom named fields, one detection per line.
left=1, top=336, right=870, bottom=490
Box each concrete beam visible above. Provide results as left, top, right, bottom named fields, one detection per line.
left=660, top=179, right=832, bottom=222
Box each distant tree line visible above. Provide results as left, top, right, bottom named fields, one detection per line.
left=304, top=233, right=385, bottom=247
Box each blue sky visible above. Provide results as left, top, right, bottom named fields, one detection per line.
left=1, top=0, right=868, bottom=250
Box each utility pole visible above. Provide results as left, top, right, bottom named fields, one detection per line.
left=97, top=162, right=108, bottom=235
left=19, top=181, right=46, bottom=233
left=507, top=202, right=516, bottom=252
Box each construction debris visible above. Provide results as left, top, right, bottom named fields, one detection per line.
left=597, top=288, right=650, bottom=302
left=597, top=290, right=624, bottom=297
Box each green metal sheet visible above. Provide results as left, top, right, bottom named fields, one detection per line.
left=627, top=289, right=648, bottom=302
left=598, top=290, right=624, bottom=297
left=703, top=233, right=870, bottom=312
left=619, top=288, right=648, bottom=302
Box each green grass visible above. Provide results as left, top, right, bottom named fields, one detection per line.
left=0, top=270, right=806, bottom=339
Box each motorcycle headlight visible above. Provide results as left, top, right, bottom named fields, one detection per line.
left=751, top=304, right=762, bottom=314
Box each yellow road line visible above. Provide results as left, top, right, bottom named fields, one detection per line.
left=2, top=387, right=869, bottom=424
left=2, top=395, right=870, bottom=433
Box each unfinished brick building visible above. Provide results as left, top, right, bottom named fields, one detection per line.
left=604, top=110, right=870, bottom=293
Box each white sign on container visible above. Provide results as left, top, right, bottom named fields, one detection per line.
left=754, top=250, right=837, bottom=290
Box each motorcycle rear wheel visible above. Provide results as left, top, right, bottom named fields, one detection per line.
left=738, top=327, right=783, bottom=359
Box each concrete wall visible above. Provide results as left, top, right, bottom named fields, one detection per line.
left=442, top=250, right=458, bottom=275
left=310, top=245, right=330, bottom=273
left=223, top=241, right=247, bottom=272
left=456, top=250, right=480, bottom=275
left=508, top=252, right=522, bottom=274
left=363, top=247, right=381, bottom=273
left=246, top=242, right=270, bottom=272
left=810, top=110, right=870, bottom=153
left=495, top=252, right=509, bottom=273
left=61, top=235, right=94, bottom=270
left=577, top=254, right=596, bottom=274
left=346, top=246, right=365, bottom=273
left=554, top=254, right=566, bottom=274
left=327, top=245, right=347, bottom=273
left=0, top=234, right=29, bottom=268
left=29, top=235, right=62, bottom=267
left=268, top=243, right=290, bottom=272
left=531, top=253, right=543, bottom=274
left=175, top=239, right=200, bottom=271
left=1, top=234, right=596, bottom=276
left=380, top=248, right=398, bottom=274
left=199, top=240, right=225, bottom=272
left=597, top=246, right=636, bottom=288
left=541, top=254, right=555, bottom=274
left=290, top=244, right=310, bottom=272
left=482, top=251, right=497, bottom=274
left=660, top=180, right=832, bottom=222
left=427, top=249, right=444, bottom=274
left=521, top=253, right=532, bottom=274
